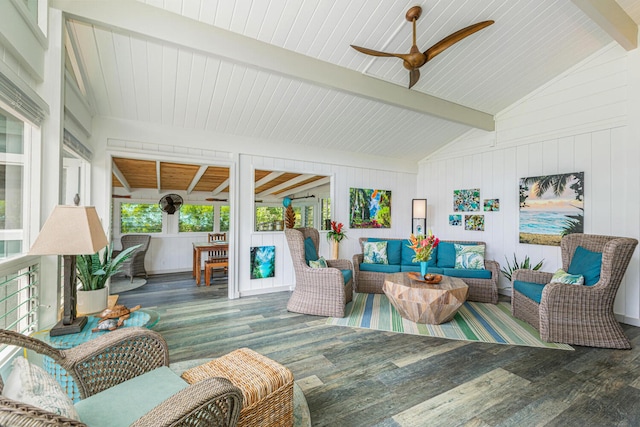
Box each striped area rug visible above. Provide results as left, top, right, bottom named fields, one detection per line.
left=326, top=293, right=573, bottom=350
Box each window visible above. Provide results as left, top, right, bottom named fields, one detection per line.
left=220, top=206, right=230, bottom=232
left=294, top=205, right=314, bottom=228
left=255, top=206, right=283, bottom=231
left=120, top=203, right=162, bottom=233
left=321, top=198, right=331, bottom=230
left=0, top=108, right=26, bottom=259
left=179, top=205, right=213, bottom=232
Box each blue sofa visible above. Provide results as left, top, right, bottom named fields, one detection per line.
left=352, top=237, right=500, bottom=303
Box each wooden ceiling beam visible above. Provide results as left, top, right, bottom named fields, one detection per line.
left=212, top=179, right=229, bottom=196
left=155, top=161, right=161, bottom=194
left=187, top=165, right=208, bottom=194
left=254, top=171, right=285, bottom=189
left=50, top=0, right=495, bottom=131
left=571, top=0, right=637, bottom=50
left=112, top=162, right=131, bottom=193
left=257, top=174, right=317, bottom=198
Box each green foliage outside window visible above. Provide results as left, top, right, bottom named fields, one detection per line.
left=179, top=205, right=213, bottom=232
left=321, top=198, right=331, bottom=230
left=220, top=206, right=230, bottom=232
left=121, top=203, right=162, bottom=233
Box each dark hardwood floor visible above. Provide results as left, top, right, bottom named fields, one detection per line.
left=118, top=272, right=640, bottom=427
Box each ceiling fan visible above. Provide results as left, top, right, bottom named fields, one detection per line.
left=351, top=6, right=494, bottom=89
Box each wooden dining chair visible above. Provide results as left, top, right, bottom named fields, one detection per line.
left=204, top=245, right=228, bottom=286
left=208, top=233, right=227, bottom=242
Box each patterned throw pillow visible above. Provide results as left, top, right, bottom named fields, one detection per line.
left=2, top=356, right=80, bottom=420
left=454, top=244, right=485, bottom=269
left=551, top=268, right=584, bottom=285
left=363, top=241, right=388, bottom=264
left=309, top=256, right=328, bottom=268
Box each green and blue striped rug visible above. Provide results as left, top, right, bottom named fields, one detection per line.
left=326, top=293, right=573, bottom=350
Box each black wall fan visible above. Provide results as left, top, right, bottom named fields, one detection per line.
left=159, top=194, right=183, bottom=214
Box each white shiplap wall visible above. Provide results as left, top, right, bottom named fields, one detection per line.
left=418, top=42, right=640, bottom=324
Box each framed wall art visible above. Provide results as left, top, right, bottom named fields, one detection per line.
left=483, top=198, right=500, bottom=211
left=519, top=172, right=584, bottom=246
left=349, top=188, right=391, bottom=228
left=453, top=188, right=480, bottom=212
left=449, top=214, right=462, bottom=226
left=250, top=246, right=275, bottom=279
left=464, top=215, right=485, bottom=231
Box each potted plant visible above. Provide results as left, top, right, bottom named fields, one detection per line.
left=76, top=244, right=140, bottom=313
left=326, top=221, right=347, bottom=259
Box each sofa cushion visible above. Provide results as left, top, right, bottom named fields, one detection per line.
left=2, top=356, right=80, bottom=421
left=427, top=267, right=444, bottom=275
left=436, top=242, right=457, bottom=268
left=341, top=269, right=353, bottom=285
left=304, top=237, right=318, bottom=265
left=401, top=242, right=437, bottom=267
left=363, top=241, right=389, bottom=264
left=309, top=256, right=328, bottom=268
left=443, top=268, right=492, bottom=280
left=368, top=238, right=402, bottom=265
left=359, top=263, right=401, bottom=273
left=551, top=268, right=584, bottom=285
left=75, top=366, right=187, bottom=427
left=514, top=280, right=545, bottom=304
left=568, top=246, right=602, bottom=286
left=400, top=264, right=421, bottom=272
left=454, top=244, right=485, bottom=270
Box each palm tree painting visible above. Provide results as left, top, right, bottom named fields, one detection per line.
left=250, top=246, right=275, bottom=279
left=349, top=188, right=391, bottom=228
left=519, top=172, right=584, bottom=246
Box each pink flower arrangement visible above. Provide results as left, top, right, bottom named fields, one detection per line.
left=327, top=221, right=347, bottom=243
left=408, top=231, right=440, bottom=262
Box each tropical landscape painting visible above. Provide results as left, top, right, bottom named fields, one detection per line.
left=250, top=246, right=275, bottom=279
left=349, top=188, right=391, bottom=228
left=519, top=172, right=584, bottom=246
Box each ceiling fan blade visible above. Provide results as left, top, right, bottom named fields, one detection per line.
left=424, top=20, right=494, bottom=61
left=408, top=68, right=420, bottom=89
left=350, top=45, right=411, bottom=61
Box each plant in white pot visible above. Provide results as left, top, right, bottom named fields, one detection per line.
left=76, top=244, right=140, bottom=314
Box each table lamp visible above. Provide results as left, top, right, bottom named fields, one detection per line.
left=29, top=206, right=108, bottom=336
left=412, top=199, right=427, bottom=235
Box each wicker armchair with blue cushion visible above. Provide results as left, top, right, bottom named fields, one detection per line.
left=0, top=327, right=242, bottom=427
left=114, top=234, right=151, bottom=283
left=512, top=233, right=638, bottom=349
left=285, top=227, right=353, bottom=317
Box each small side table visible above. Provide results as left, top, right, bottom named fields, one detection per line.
left=34, top=309, right=159, bottom=402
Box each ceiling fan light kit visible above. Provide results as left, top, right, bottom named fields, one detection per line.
left=351, top=6, right=494, bottom=89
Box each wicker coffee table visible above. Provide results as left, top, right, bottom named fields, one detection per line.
left=383, top=273, right=469, bottom=324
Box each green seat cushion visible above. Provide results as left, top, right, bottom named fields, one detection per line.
left=75, top=367, right=187, bottom=427
left=443, top=268, right=492, bottom=279
left=359, top=263, right=401, bottom=273
left=568, top=246, right=602, bottom=286
left=368, top=238, right=402, bottom=265
left=304, top=237, right=319, bottom=265
left=513, top=280, right=545, bottom=304
left=401, top=243, right=437, bottom=267
left=341, top=269, right=353, bottom=285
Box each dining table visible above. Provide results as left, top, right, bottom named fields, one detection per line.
left=192, top=241, right=229, bottom=285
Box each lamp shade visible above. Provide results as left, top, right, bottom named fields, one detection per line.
left=412, top=199, right=427, bottom=219
left=29, top=206, right=108, bottom=256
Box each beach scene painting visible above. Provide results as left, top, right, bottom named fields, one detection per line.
left=519, top=172, right=584, bottom=246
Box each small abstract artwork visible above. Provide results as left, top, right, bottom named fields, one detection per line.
left=484, top=199, right=500, bottom=211
left=449, top=215, right=462, bottom=226
left=250, top=246, right=275, bottom=279
left=519, top=172, right=584, bottom=246
left=465, top=215, right=485, bottom=231
left=349, top=188, right=391, bottom=228
left=453, top=188, right=480, bottom=212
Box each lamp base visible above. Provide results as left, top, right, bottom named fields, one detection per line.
left=49, top=316, right=88, bottom=337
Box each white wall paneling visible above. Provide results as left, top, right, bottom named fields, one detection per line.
left=420, top=42, right=640, bottom=324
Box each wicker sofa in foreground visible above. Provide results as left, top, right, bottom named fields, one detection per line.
left=353, top=237, right=500, bottom=304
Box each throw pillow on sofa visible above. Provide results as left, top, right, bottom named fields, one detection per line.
left=363, top=241, right=388, bottom=264
left=551, top=268, right=584, bottom=285
left=454, top=244, right=485, bottom=269
left=2, top=356, right=80, bottom=420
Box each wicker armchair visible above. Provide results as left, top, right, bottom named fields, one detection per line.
left=285, top=227, right=353, bottom=317
left=512, top=233, right=638, bottom=349
left=114, top=234, right=151, bottom=282
left=0, top=327, right=242, bottom=426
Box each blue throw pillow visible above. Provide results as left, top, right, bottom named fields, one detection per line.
left=568, top=246, right=602, bottom=286
left=304, top=237, right=318, bottom=265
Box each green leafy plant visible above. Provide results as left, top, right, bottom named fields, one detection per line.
left=76, top=244, right=140, bottom=291
left=500, top=253, right=544, bottom=282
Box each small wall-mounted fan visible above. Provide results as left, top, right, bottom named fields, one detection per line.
left=159, top=194, right=183, bottom=215
left=351, top=6, right=494, bottom=89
